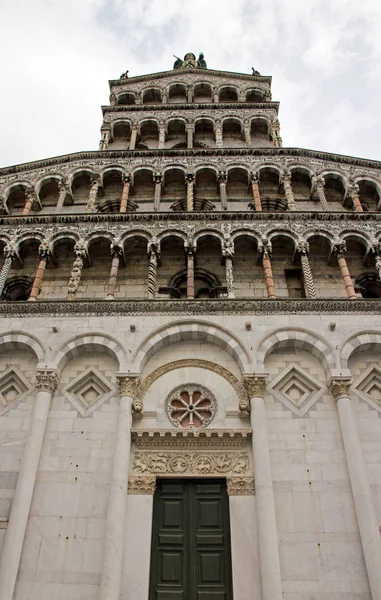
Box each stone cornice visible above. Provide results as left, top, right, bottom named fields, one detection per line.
left=109, top=68, right=272, bottom=87
left=1, top=147, right=380, bottom=177
left=101, top=101, right=280, bottom=115
left=1, top=209, right=380, bottom=228
left=1, top=298, right=381, bottom=317
left=132, top=428, right=252, bottom=449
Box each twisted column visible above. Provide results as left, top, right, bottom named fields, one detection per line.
left=119, top=174, right=131, bottom=213
left=98, top=375, right=140, bottom=600
left=348, top=183, right=363, bottom=213
left=67, top=241, right=86, bottom=300
left=129, top=123, right=138, bottom=150
left=312, top=175, right=329, bottom=211
left=28, top=243, right=50, bottom=302
left=218, top=171, right=228, bottom=210
left=215, top=120, right=223, bottom=147
left=223, top=241, right=235, bottom=298
left=55, top=179, right=69, bottom=213
left=105, top=243, right=123, bottom=300
left=23, top=189, right=36, bottom=216
left=153, top=172, right=163, bottom=211
left=0, top=245, right=16, bottom=298
left=0, top=371, right=59, bottom=600
left=281, top=171, right=296, bottom=210
left=333, top=241, right=357, bottom=299
left=86, top=175, right=101, bottom=212
left=244, top=376, right=283, bottom=600
left=251, top=173, right=262, bottom=211
left=297, top=241, right=317, bottom=298
left=147, top=240, right=159, bottom=299
left=260, top=242, right=276, bottom=299
left=330, top=379, right=381, bottom=600
left=186, top=123, right=194, bottom=149
left=186, top=173, right=195, bottom=211
left=186, top=247, right=195, bottom=299
left=158, top=121, right=166, bottom=149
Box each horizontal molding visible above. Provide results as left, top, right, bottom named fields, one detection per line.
left=0, top=298, right=380, bottom=317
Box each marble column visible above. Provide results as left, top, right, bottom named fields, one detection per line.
left=282, top=171, right=296, bottom=210
left=119, top=174, right=131, bottom=213
left=223, top=242, right=235, bottom=298
left=98, top=376, right=139, bottom=600
left=251, top=173, right=262, bottom=211
left=313, top=175, right=329, bottom=211
left=334, top=241, right=357, bottom=299
left=67, top=241, right=86, bottom=300
left=186, top=173, right=195, bottom=211
left=375, top=250, right=381, bottom=282
left=260, top=242, right=276, bottom=299
left=86, top=175, right=101, bottom=212
left=212, top=86, right=219, bottom=103
left=271, top=119, right=282, bottom=148
left=348, top=183, right=363, bottom=213
left=244, top=121, right=251, bottom=147
left=22, top=189, right=36, bottom=216
left=0, top=370, right=59, bottom=600
left=28, top=244, right=50, bottom=302
left=105, top=243, right=123, bottom=300
left=218, top=171, right=228, bottom=210
left=162, top=90, right=168, bottom=104
left=99, top=128, right=111, bottom=151
left=297, top=240, right=317, bottom=298
left=0, top=245, right=16, bottom=298
left=147, top=240, right=159, bottom=299
left=158, top=121, right=166, bottom=149
left=186, top=248, right=195, bottom=299
left=330, top=379, right=381, bottom=600
left=55, top=179, right=68, bottom=213
left=186, top=84, right=193, bottom=103
left=129, top=124, right=138, bottom=150
left=153, top=172, right=163, bottom=211
left=186, top=123, right=194, bottom=149
left=244, top=376, right=283, bottom=600
left=215, top=120, right=223, bottom=148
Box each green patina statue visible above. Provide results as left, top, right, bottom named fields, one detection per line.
left=173, top=52, right=207, bottom=70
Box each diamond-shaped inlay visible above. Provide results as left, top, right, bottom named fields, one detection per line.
left=0, top=368, right=31, bottom=415
left=63, top=368, right=114, bottom=417
left=353, top=366, right=381, bottom=414
left=269, top=363, right=325, bottom=416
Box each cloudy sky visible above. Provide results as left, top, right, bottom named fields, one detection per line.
left=1, top=0, right=380, bottom=168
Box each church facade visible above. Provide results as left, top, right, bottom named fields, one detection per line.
left=0, top=54, right=381, bottom=600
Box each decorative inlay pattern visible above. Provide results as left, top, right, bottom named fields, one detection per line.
left=269, top=364, right=325, bottom=417
left=353, top=366, right=381, bottom=414
left=166, top=384, right=216, bottom=429
left=0, top=367, right=31, bottom=415
left=63, top=368, right=114, bottom=417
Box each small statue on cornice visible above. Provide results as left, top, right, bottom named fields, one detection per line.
left=173, top=52, right=207, bottom=69
left=252, top=67, right=260, bottom=76
left=120, top=70, right=129, bottom=80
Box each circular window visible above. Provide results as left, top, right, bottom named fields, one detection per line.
left=166, top=384, right=216, bottom=429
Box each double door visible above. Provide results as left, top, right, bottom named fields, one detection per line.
left=149, top=479, right=233, bottom=599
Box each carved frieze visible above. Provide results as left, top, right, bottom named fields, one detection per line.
left=128, top=476, right=156, bottom=495
left=132, top=451, right=250, bottom=476
left=226, top=477, right=255, bottom=496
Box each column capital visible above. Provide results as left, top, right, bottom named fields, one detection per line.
left=3, top=243, right=16, bottom=261
left=313, top=174, right=326, bottom=189
left=130, top=122, right=139, bottom=132
left=329, top=377, right=352, bottom=400
left=333, top=240, right=347, bottom=256
left=222, top=240, right=234, bottom=260
left=153, top=171, right=163, bottom=185
left=148, top=238, right=160, bottom=257
left=280, top=170, right=292, bottom=185
left=74, top=239, right=87, bottom=258
left=110, top=240, right=123, bottom=258
left=38, top=240, right=51, bottom=260
left=185, top=122, right=194, bottom=132
left=36, top=370, right=59, bottom=393
left=348, top=182, right=360, bottom=197
left=259, top=239, right=272, bottom=258
left=243, top=375, right=268, bottom=399
left=186, top=172, right=195, bottom=183
left=217, top=171, right=227, bottom=184
left=90, top=174, right=101, bottom=187
left=250, top=171, right=260, bottom=183
left=122, top=173, right=132, bottom=185
left=296, top=240, right=310, bottom=255
left=25, top=188, right=37, bottom=202
left=117, top=374, right=141, bottom=397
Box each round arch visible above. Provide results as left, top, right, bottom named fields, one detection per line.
left=0, top=331, right=46, bottom=364
left=133, top=320, right=252, bottom=373
left=340, top=331, right=381, bottom=369
left=256, top=327, right=337, bottom=376
left=54, top=333, right=126, bottom=373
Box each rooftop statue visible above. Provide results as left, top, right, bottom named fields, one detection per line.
left=173, top=52, right=207, bottom=70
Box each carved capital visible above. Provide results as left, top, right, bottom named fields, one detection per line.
left=250, top=172, right=260, bottom=184
left=330, top=378, right=352, bottom=400
left=297, top=240, right=310, bottom=255
left=348, top=183, right=360, bottom=198
left=333, top=240, right=347, bottom=256
left=122, top=173, right=132, bottom=185
left=244, top=376, right=267, bottom=399
left=128, top=475, right=156, bottom=495
left=186, top=172, right=195, bottom=183
left=153, top=172, right=163, bottom=185
left=217, top=171, right=227, bottom=184
left=36, top=370, right=59, bottom=393
left=38, top=241, right=51, bottom=260
left=3, top=244, right=16, bottom=261
left=258, top=239, right=272, bottom=259
left=90, top=174, right=101, bottom=188
left=74, top=240, right=86, bottom=258
left=227, top=477, right=255, bottom=496
left=118, top=375, right=141, bottom=399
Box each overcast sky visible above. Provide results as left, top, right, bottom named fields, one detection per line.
left=1, top=0, right=381, bottom=168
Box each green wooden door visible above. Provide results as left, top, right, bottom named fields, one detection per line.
left=149, top=479, right=233, bottom=600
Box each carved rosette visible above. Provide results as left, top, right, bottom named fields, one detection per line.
left=118, top=376, right=143, bottom=415
left=36, top=370, right=59, bottom=393
left=128, top=475, right=156, bottom=495
left=330, top=379, right=352, bottom=400
left=226, top=477, right=255, bottom=496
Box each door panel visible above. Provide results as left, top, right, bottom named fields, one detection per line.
left=149, top=479, right=233, bottom=600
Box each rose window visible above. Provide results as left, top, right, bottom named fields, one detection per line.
left=166, top=384, right=216, bottom=429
